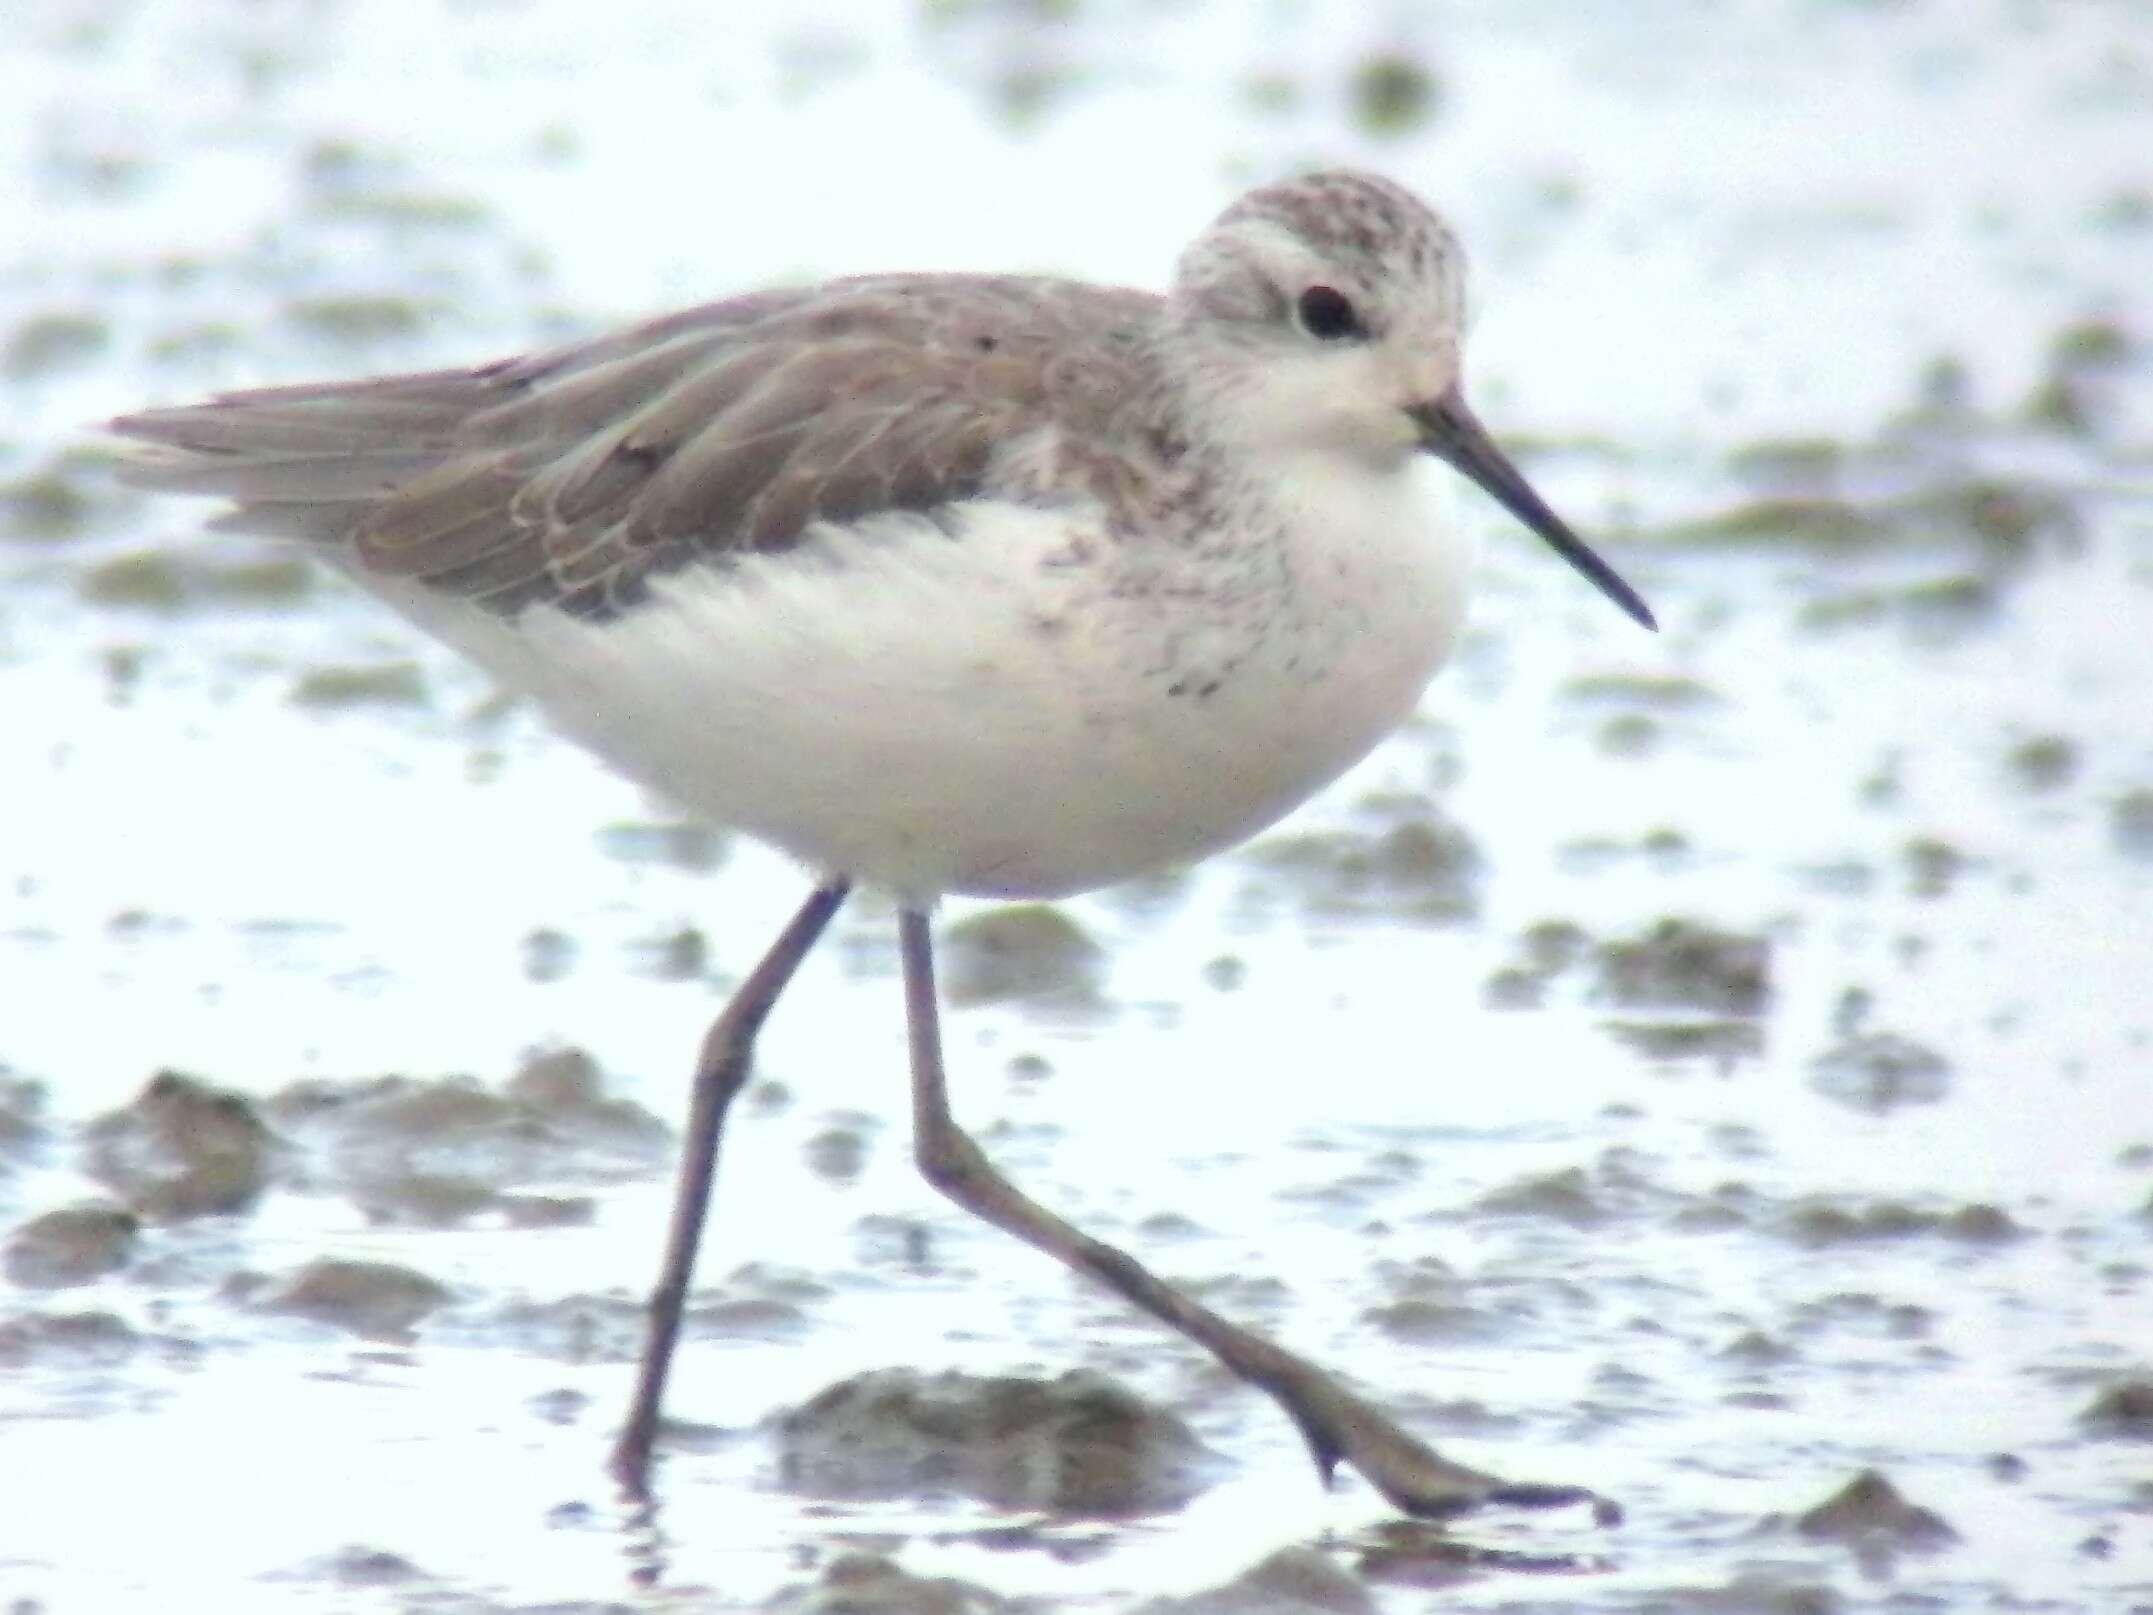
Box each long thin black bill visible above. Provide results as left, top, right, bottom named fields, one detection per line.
left=1410, top=390, right=1657, bottom=632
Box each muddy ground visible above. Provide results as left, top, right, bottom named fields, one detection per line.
left=2, top=3, right=2149, bottom=1611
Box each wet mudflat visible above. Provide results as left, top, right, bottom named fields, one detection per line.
left=3, top=3, right=2149, bottom=1611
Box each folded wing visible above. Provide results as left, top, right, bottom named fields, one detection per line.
left=112, top=277, right=1163, bottom=621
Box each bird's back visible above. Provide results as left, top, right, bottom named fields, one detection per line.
left=111, top=274, right=1172, bottom=623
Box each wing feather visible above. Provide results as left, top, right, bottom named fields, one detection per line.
left=110, top=276, right=1169, bottom=621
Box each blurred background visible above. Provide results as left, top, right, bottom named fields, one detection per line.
left=2, top=2, right=2149, bottom=1611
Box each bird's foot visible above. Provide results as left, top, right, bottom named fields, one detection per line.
left=1275, top=1373, right=1621, bottom=1526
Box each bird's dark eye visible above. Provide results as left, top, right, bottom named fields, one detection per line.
left=1295, top=285, right=1363, bottom=341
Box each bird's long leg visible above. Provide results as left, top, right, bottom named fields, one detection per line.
left=612, top=881, right=851, bottom=1499
left=896, top=907, right=1613, bottom=1523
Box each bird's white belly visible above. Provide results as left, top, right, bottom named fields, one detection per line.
left=397, top=464, right=1471, bottom=901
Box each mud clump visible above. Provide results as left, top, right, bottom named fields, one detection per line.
left=4, top=308, right=109, bottom=377
left=1476, top=1166, right=1610, bottom=1229
left=631, top=924, right=709, bottom=981
left=1800, top=573, right=1996, bottom=638
left=1603, top=1018, right=1763, bottom=1066
left=1594, top=918, right=1771, bottom=1017
left=690, top=1262, right=829, bottom=1345
left=491, top=1263, right=823, bottom=1363
left=1642, top=1571, right=1844, bottom=1613
left=283, top=292, right=430, bottom=342
left=260, top=1258, right=451, bottom=1342
left=1661, top=494, right=1881, bottom=549
left=762, top=1550, right=1022, bottom=1615
left=803, top=1112, right=875, bottom=1183
left=2004, top=733, right=2078, bottom=793
left=83, top=1072, right=275, bottom=1221
left=1719, top=1330, right=1797, bottom=1368
left=0, top=1071, right=49, bottom=1164
left=2023, top=316, right=2134, bottom=435
left=596, top=819, right=729, bottom=872
left=506, top=1045, right=658, bottom=1131
left=1359, top=1254, right=1490, bottom=1347
left=1483, top=919, right=1590, bottom=1011
left=1135, top=1545, right=1372, bottom=1613
left=2111, top=789, right=2153, bottom=861
left=522, top=927, right=577, bottom=982
left=1353, top=1514, right=1612, bottom=1587
left=3, top=462, right=105, bottom=542
left=1787, top=1292, right=1932, bottom=1343
left=78, top=548, right=319, bottom=610
left=351, top=1174, right=593, bottom=1230
left=1560, top=673, right=1724, bottom=754
left=1903, top=836, right=1966, bottom=897
left=1784, top=1198, right=2021, bottom=1247
left=480, top=1294, right=648, bottom=1363
left=289, top=660, right=428, bottom=709
left=4, top=1201, right=140, bottom=1288
left=1728, top=436, right=1847, bottom=498
left=264, top=1047, right=668, bottom=1222
left=1793, top=1469, right=1958, bottom=1559
left=940, top=904, right=1105, bottom=1008
left=1561, top=672, right=1723, bottom=709
left=775, top=1367, right=1213, bottom=1518
left=298, top=1545, right=429, bottom=1589
left=1660, top=476, right=2076, bottom=570
left=1349, top=53, right=1440, bottom=139
left=1244, top=810, right=1482, bottom=924
left=1809, top=1031, right=1952, bottom=1112
left=2078, top=1378, right=2153, bottom=1441
left=0, top=1309, right=140, bottom=1369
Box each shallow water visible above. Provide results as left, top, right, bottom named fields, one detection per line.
left=4, top=2, right=2151, bottom=1610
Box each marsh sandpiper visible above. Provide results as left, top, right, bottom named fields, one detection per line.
left=113, top=169, right=1653, bottom=1520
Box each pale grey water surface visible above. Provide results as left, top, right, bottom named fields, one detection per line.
left=4, top=2, right=2151, bottom=1611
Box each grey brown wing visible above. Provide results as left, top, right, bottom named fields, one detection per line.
left=111, top=278, right=1162, bottom=622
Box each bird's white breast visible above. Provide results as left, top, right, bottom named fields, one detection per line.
left=383, top=453, right=1472, bottom=902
